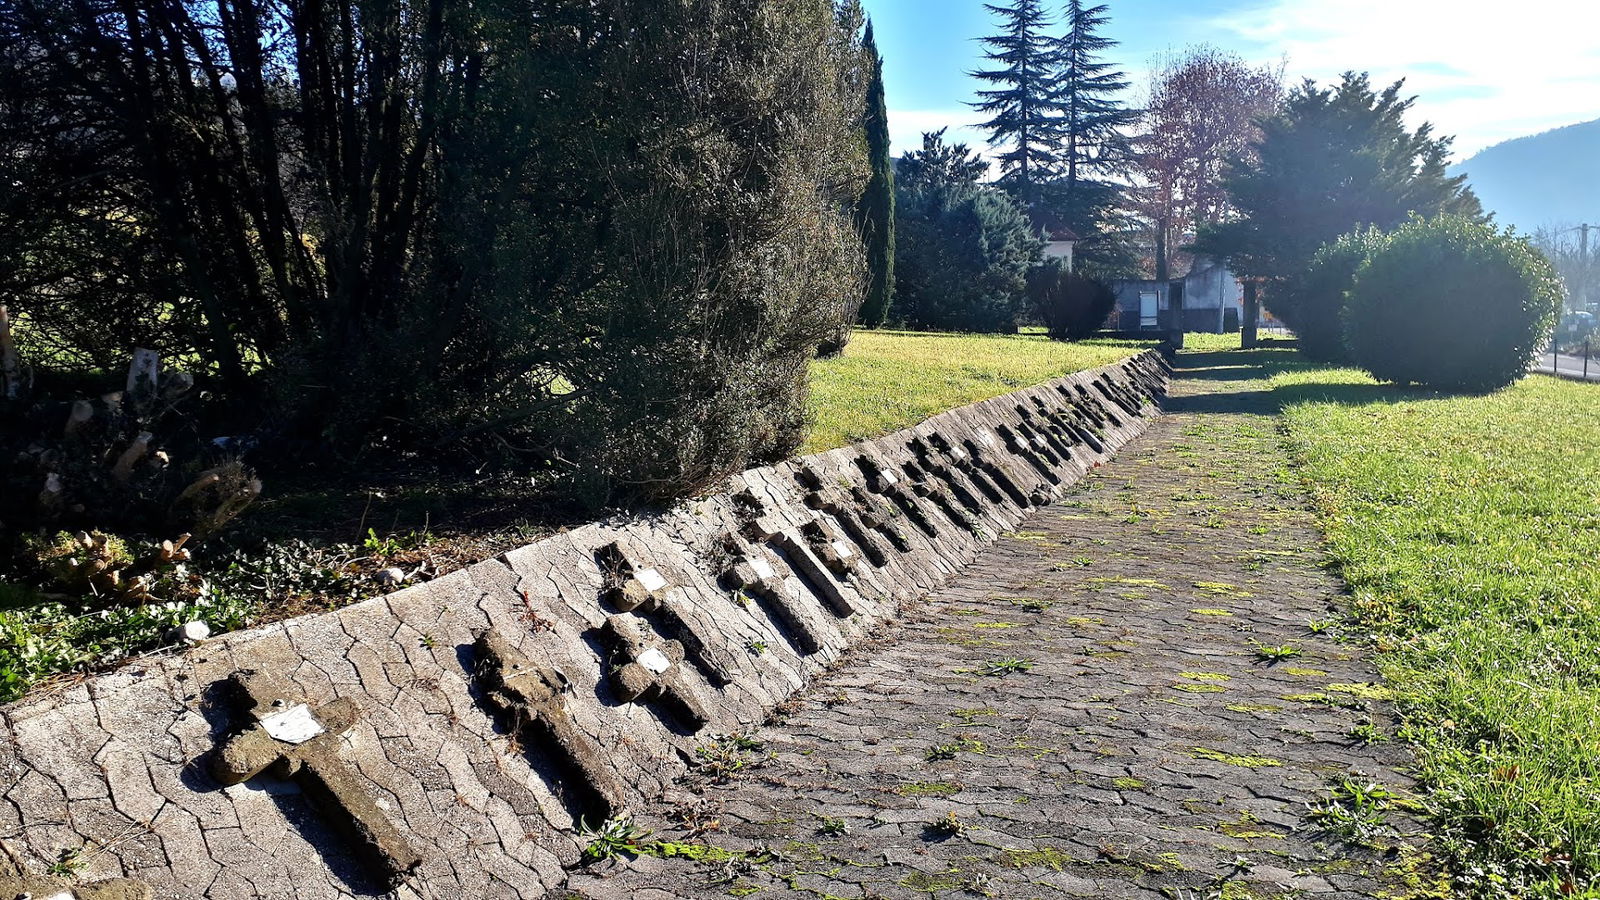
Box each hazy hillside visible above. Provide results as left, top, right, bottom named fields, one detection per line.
left=1450, top=118, right=1600, bottom=233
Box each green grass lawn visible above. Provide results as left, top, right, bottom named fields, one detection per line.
left=1269, top=361, right=1600, bottom=897
left=806, top=329, right=1150, bottom=452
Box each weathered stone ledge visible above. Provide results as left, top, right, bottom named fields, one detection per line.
left=0, top=350, right=1168, bottom=899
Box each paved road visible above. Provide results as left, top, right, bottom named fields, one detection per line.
left=565, top=348, right=1435, bottom=900
left=1537, top=351, right=1600, bottom=382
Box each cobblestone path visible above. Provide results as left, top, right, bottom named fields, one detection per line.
left=567, top=348, right=1432, bottom=900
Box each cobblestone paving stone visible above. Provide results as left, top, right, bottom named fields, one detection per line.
left=565, top=350, right=1432, bottom=900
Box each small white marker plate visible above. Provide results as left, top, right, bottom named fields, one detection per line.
left=751, top=557, right=777, bottom=581
left=636, top=568, right=668, bottom=592
left=260, top=703, right=324, bottom=745
left=879, top=470, right=899, bottom=486
left=831, top=541, right=855, bottom=559
left=637, top=647, right=672, bottom=674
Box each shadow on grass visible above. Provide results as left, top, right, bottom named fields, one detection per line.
left=1167, top=345, right=1436, bottom=416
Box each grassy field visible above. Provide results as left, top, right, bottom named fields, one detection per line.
left=806, top=329, right=1149, bottom=452
left=1270, top=361, right=1600, bottom=896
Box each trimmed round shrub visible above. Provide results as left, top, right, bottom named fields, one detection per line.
left=1028, top=260, right=1117, bottom=342
left=1278, top=227, right=1389, bottom=363
left=1344, top=217, right=1562, bottom=391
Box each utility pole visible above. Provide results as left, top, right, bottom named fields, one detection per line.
left=1579, top=223, right=1591, bottom=312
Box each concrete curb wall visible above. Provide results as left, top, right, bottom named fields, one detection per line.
left=0, top=350, right=1169, bottom=900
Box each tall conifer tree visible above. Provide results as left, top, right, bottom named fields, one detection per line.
left=1053, top=0, right=1138, bottom=193
left=1043, top=0, right=1139, bottom=274
left=856, top=20, right=896, bottom=326
left=971, top=0, right=1060, bottom=206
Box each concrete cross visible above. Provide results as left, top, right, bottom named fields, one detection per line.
left=595, top=542, right=735, bottom=688
left=906, top=437, right=988, bottom=518
left=594, top=616, right=710, bottom=731
left=596, top=541, right=671, bottom=613
left=721, top=544, right=826, bottom=655
left=1021, top=398, right=1097, bottom=455
left=800, top=518, right=859, bottom=578
left=959, top=429, right=1036, bottom=507
left=473, top=631, right=626, bottom=824
left=896, top=451, right=987, bottom=539
left=996, top=422, right=1065, bottom=486
left=794, top=466, right=892, bottom=567
left=854, top=455, right=940, bottom=538
left=210, top=671, right=423, bottom=886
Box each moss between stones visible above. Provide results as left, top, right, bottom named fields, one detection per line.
left=996, top=846, right=1076, bottom=870
left=1190, top=747, right=1283, bottom=768
left=896, top=781, right=959, bottom=797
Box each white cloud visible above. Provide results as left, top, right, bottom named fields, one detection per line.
left=1213, top=0, right=1600, bottom=157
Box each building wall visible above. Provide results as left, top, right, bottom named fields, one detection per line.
left=1110, top=262, right=1244, bottom=334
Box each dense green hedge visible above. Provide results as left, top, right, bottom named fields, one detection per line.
left=1345, top=217, right=1562, bottom=391
left=1274, top=227, right=1389, bottom=363
left=1028, top=261, right=1117, bottom=341
left=0, top=0, right=873, bottom=507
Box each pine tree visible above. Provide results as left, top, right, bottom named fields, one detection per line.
left=856, top=20, right=896, bottom=327
left=1002, top=0, right=1137, bottom=277
left=971, top=0, right=1060, bottom=206
left=1053, top=0, right=1139, bottom=194
left=1193, top=73, right=1482, bottom=282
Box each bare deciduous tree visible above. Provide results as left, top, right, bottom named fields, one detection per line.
left=1133, top=47, right=1282, bottom=280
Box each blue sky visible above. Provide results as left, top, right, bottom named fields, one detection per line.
left=862, top=0, right=1600, bottom=162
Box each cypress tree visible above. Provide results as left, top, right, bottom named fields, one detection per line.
left=971, top=0, right=1061, bottom=207
left=856, top=20, right=896, bottom=327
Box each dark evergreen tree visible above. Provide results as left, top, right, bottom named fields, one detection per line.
left=1193, top=72, right=1483, bottom=283
left=1053, top=1, right=1139, bottom=194
left=893, top=132, right=1041, bottom=332
left=1042, top=0, right=1139, bottom=276
left=856, top=20, right=897, bottom=327
left=971, top=0, right=1060, bottom=206
left=0, top=0, right=875, bottom=507
left=897, top=128, right=990, bottom=191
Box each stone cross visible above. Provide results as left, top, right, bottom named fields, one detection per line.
left=0, top=843, right=150, bottom=900
left=210, top=671, right=422, bottom=886
left=721, top=545, right=826, bottom=655
left=596, top=542, right=672, bottom=613
left=473, top=631, right=626, bottom=823
left=595, top=616, right=711, bottom=731
left=794, top=466, right=891, bottom=567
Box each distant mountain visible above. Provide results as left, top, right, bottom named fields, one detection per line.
left=1450, top=118, right=1600, bottom=234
